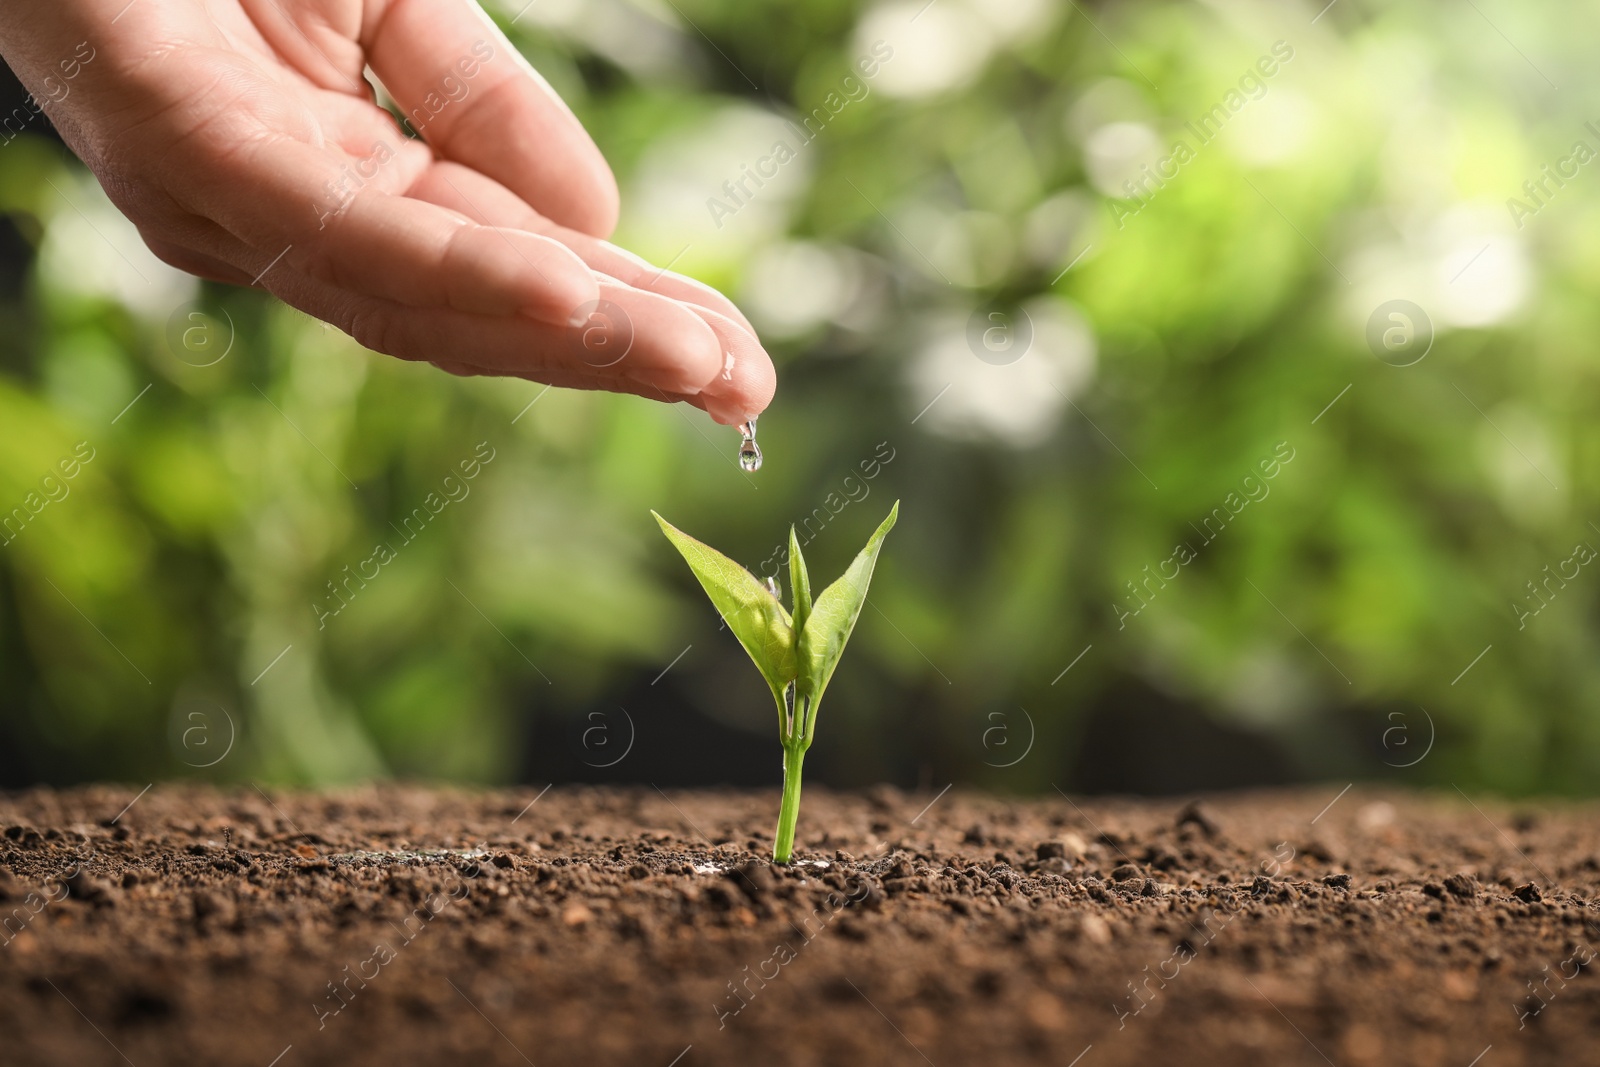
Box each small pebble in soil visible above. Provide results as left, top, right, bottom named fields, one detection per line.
left=1111, top=863, right=1141, bottom=882
left=1444, top=873, right=1478, bottom=899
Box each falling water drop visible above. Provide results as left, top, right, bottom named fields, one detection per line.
left=764, top=576, right=782, bottom=602
left=736, top=417, right=763, bottom=472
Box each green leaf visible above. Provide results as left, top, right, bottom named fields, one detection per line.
left=795, top=501, right=899, bottom=723
left=652, top=511, right=796, bottom=697
left=788, top=526, right=811, bottom=636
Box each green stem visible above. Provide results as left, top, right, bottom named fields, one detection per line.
left=772, top=742, right=806, bottom=864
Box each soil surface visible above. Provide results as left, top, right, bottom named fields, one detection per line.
left=2, top=784, right=1599, bottom=1066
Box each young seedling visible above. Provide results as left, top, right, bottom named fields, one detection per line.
left=652, top=501, right=899, bottom=863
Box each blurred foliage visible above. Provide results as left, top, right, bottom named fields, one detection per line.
left=1, top=0, right=1597, bottom=794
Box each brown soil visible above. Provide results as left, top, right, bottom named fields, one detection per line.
left=1, top=784, right=1598, bottom=1066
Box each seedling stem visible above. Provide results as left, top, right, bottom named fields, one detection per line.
left=653, top=502, right=899, bottom=863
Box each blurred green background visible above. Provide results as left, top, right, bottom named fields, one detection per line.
left=0, top=0, right=1593, bottom=795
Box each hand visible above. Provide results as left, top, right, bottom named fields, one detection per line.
left=0, top=0, right=774, bottom=424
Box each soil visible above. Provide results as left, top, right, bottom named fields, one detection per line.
left=2, top=784, right=1598, bottom=1066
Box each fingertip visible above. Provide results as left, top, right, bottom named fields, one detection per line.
left=686, top=308, right=776, bottom=425
left=698, top=357, right=776, bottom=424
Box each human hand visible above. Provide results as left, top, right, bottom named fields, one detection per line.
left=0, top=0, right=774, bottom=424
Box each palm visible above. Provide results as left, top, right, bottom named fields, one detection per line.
left=5, top=0, right=771, bottom=422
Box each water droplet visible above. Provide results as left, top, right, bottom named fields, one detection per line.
left=736, top=417, right=763, bottom=472
left=764, top=576, right=782, bottom=601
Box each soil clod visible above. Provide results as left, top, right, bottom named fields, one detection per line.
left=1176, top=800, right=1221, bottom=837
